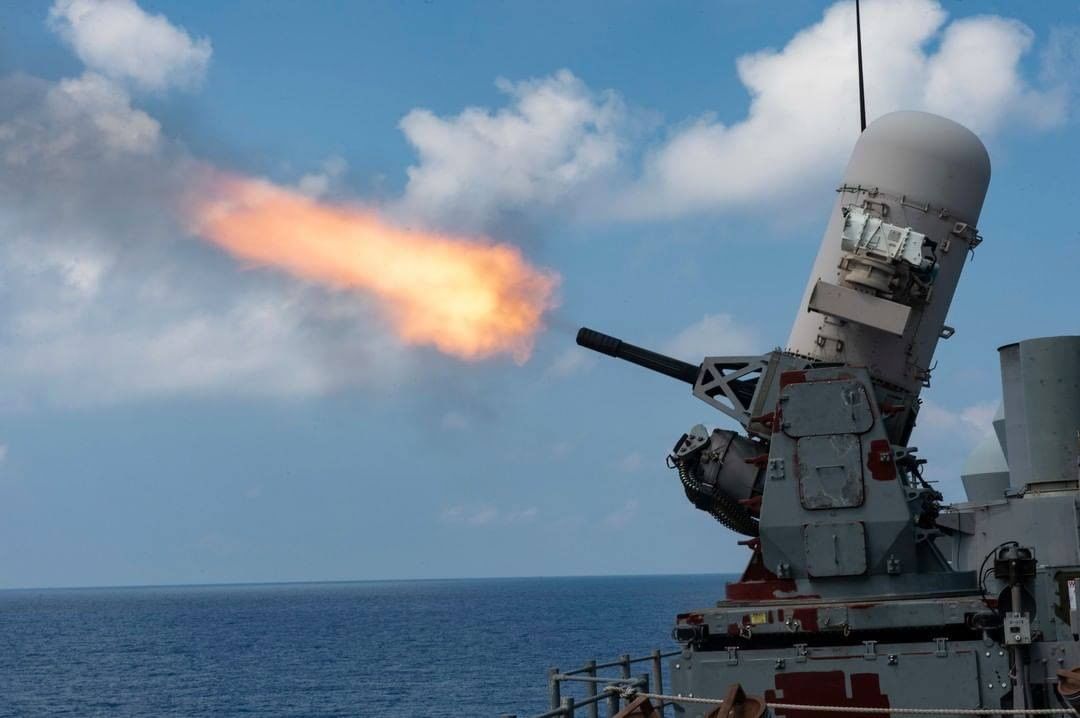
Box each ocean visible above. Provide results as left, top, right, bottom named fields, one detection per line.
left=0, top=574, right=732, bottom=717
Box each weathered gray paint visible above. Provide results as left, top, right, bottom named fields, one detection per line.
left=670, top=639, right=1021, bottom=718
left=999, top=336, right=1080, bottom=489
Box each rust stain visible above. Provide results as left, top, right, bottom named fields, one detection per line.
left=724, top=581, right=821, bottom=601
left=739, top=495, right=763, bottom=517
left=751, top=411, right=778, bottom=431
left=765, top=671, right=890, bottom=718
left=866, top=439, right=896, bottom=481
left=879, top=402, right=904, bottom=417
left=792, top=607, right=819, bottom=632
left=780, top=370, right=808, bottom=388
left=726, top=542, right=819, bottom=601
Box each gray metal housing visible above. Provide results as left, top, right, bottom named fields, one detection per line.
left=999, top=337, right=1080, bottom=491
left=787, top=112, right=991, bottom=420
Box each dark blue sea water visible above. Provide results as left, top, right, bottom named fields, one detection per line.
left=0, top=574, right=732, bottom=717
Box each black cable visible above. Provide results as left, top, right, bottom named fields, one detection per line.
left=855, top=0, right=868, bottom=132
left=978, top=541, right=1019, bottom=611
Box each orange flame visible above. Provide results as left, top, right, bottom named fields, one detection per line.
left=188, top=173, right=559, bottom=362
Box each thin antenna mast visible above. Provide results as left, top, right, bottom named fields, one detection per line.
left=855, top=0, right=867, bottom=132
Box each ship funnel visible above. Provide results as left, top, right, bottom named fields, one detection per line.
left=998, top=336, right=1080, bottom=492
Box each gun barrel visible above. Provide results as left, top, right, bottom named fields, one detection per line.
left=576, top=327, right=700, bottom=385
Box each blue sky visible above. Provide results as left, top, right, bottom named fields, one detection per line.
left=0, top=0, right=1076, bottom=588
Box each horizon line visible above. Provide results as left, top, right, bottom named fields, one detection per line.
left=0, top=570, right=735, bottom=593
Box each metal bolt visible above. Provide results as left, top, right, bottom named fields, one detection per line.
left=985, top=651, right=991, bottom=657
left=1001, top=682, right=1008, bottom=689
left=998, top=651, right=1005, bottom=656
left=988, top=683, right=994, bottom=689
left=674, top=663, right=680, bottom=669
left=887, top=655, right=897, bottom=665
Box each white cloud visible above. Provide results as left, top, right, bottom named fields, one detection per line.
left=924, top=16, right=1064, bottom=132
left=441, top=504, right=538, bottom=526
left=505, top=507, right=539, bottom=523
left=0, top=72, right=160, bottom=164
left=663, top=313, right=761, bottom=362
left=1, top=288, right=404, bottom=407
left=466, top=506, right=499, bottom=526
left=296, top=156, right=348, bottom=199
left=1042, top=26, right=1080, bottom=89
left=48, top=0, right=212, bottom=92
left=615, top=0, right=1068, bottom=219
left=397, top=69, right=627, bottom=230
left=0, top=69, right=412, bottom=408
left=911, top=398, right=998, bottom=500
left=916, top=399, right=997, bottom=444
left=390, top=2, right=1070, bottom=227
left=545, top=347, right=596, bottom=378
left=603, top=499, right=639, bottom=529
left=0, top=2, right=426, bottom=408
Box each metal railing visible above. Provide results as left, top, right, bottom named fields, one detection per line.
left=500, top=648, right=681, bottom=718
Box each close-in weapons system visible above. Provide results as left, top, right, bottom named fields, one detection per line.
left=573, top=110, right=1080, bottom=717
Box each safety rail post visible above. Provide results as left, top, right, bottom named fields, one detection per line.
left=606, top=686, right=620, bottom=718
left=651, top=649, right=663, bottom=695
left=651, top=649, right=664, bottom=716
left=548, top=667, right=561, bottom=711
left=584, top=660, right=599, bottom=718
left=640, top=671, right=654, bottom=714
left=619, top=654, right=632, bottom=680
left=561, top=696, right=576, bottom=718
